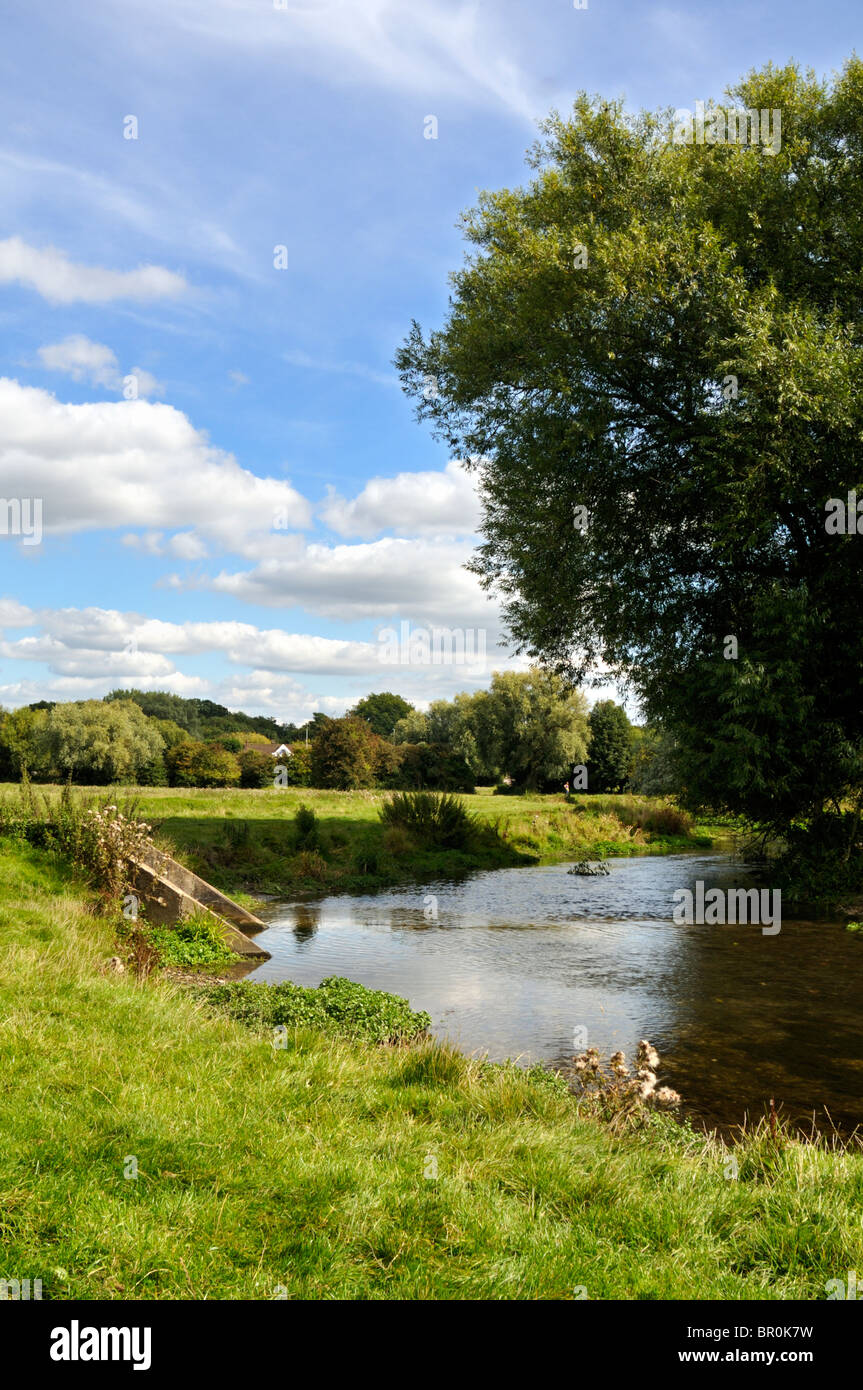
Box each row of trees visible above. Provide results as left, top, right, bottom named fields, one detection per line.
left=392, top=670, right=589, bottom=789
left=0, top=680, right=667, bottom=793
left=0, top=700, right=286, bottom=787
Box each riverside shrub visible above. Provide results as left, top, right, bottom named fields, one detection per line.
left=202, top=976, right=431, bottom=1043
left=379, top=790, right=474, bottom=849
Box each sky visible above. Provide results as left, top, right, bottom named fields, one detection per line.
left=0, top=0, right=858, bottom=724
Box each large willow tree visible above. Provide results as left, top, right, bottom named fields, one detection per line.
left=396, top=61, right=863, bottom=877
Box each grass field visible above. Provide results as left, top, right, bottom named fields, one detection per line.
left=0, top=837, right=860, bottom=1301
left=0, top=783, right=727, bottom=901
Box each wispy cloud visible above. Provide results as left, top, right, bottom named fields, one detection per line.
left=149, top=0, right=539, bottom=121
left=283, top=349, right=397, bottom=389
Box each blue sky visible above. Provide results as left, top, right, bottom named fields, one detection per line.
left=0, top=0, right=858, bottom=722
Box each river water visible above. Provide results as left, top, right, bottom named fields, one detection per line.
left=249, top=854, right=863, bottom=1134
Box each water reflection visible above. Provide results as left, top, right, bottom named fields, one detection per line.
left=249, top=855, right=863, bottom=1134
left=291, top=904, right=321, bottom=946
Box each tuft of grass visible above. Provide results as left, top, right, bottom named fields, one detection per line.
left=380, top=790, right=476, bottom=849
left=586, top=794, right=695, bottom=838
left=291, top=848, right=328, bottom=882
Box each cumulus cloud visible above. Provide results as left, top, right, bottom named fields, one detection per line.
left=0, top=672, right=210, bottom=706
left=0, top=597, right=34, bottom=627
left=0, top=236, right=188, bottom=303
left=320, top=460, right=482, bottom=538
left=0, top=377, right=311, bottom=553
left=0, top=603, right=516, bottom=697
left=37, top=335, right=163, bottom=396
left=1, top=608, right=396, bottom=677
left=0, top=633, right=178, bottom=680
left=204, top=535, right=498, bottom=625
left=123, top=530, right=209, bottom=560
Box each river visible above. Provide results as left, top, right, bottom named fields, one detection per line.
left=248, top=853, right=863, bottom=1134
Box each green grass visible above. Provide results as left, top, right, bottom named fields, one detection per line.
left=0, top=784, right=724, bottom=901
left=0, top=837, right=861, bottom=1300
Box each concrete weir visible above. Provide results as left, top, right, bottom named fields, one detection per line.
left=128, top=845, right=270, bottom=960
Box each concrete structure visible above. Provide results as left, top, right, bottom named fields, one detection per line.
left=128, top=844, right=270, bottom=959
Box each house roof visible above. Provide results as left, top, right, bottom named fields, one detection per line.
left=240, top=741, right=292, bottom=756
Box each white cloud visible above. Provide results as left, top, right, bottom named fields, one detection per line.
left=123, top=530, right=209, bottom=560
left=204, top=535, right=498, bottom=624
left=0, top=236, right=188, bottom=304
left=0, top=377, right=311, bottom=553
left=1, top=608, right=399, bottom=677
left=0, top=590, right=549, bottom=722
left=0, top=598, right=35, bottom=627
left=0, top=672, right=210, bottom=705
left=36, top=335, right=164, bottom=397
left=0, top=633, right=178, bottom=680
left=38, top=335, right=119, bottom=388
left=320, top=460, right=481, bottom=538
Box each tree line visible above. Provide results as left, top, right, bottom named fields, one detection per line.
left=0, top=677, right=668, bottom=793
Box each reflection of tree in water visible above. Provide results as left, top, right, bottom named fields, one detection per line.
left=292, top=904, right=321, bottom=945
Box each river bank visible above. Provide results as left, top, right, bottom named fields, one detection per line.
left=90, top=785, right=728, bottom=902
left=1, top=834, right=861, bottom=1301
left=1, top=836, right=861, bottom=1300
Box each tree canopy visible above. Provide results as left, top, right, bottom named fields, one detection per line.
left=395, top=669, right=589, bottom=788
left=348, top=692, right=414, bottom=738
left=396, top=59, right=863, bottom=857
left=33, top=699, right=165, bottom=784
left=587, top=700, right=632, bottom=793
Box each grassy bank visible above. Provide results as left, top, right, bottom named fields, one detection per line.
left=0, top=837, right=860, bottom=1300
left=0, top=784, right=724, bottom=901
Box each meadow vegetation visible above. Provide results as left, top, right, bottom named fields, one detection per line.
left=0, top=781, right=719, bottom=902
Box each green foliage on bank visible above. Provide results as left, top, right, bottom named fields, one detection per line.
left=144, top=913, right=236, bottom=970
left=202, top=976, right=431, bottom=1044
